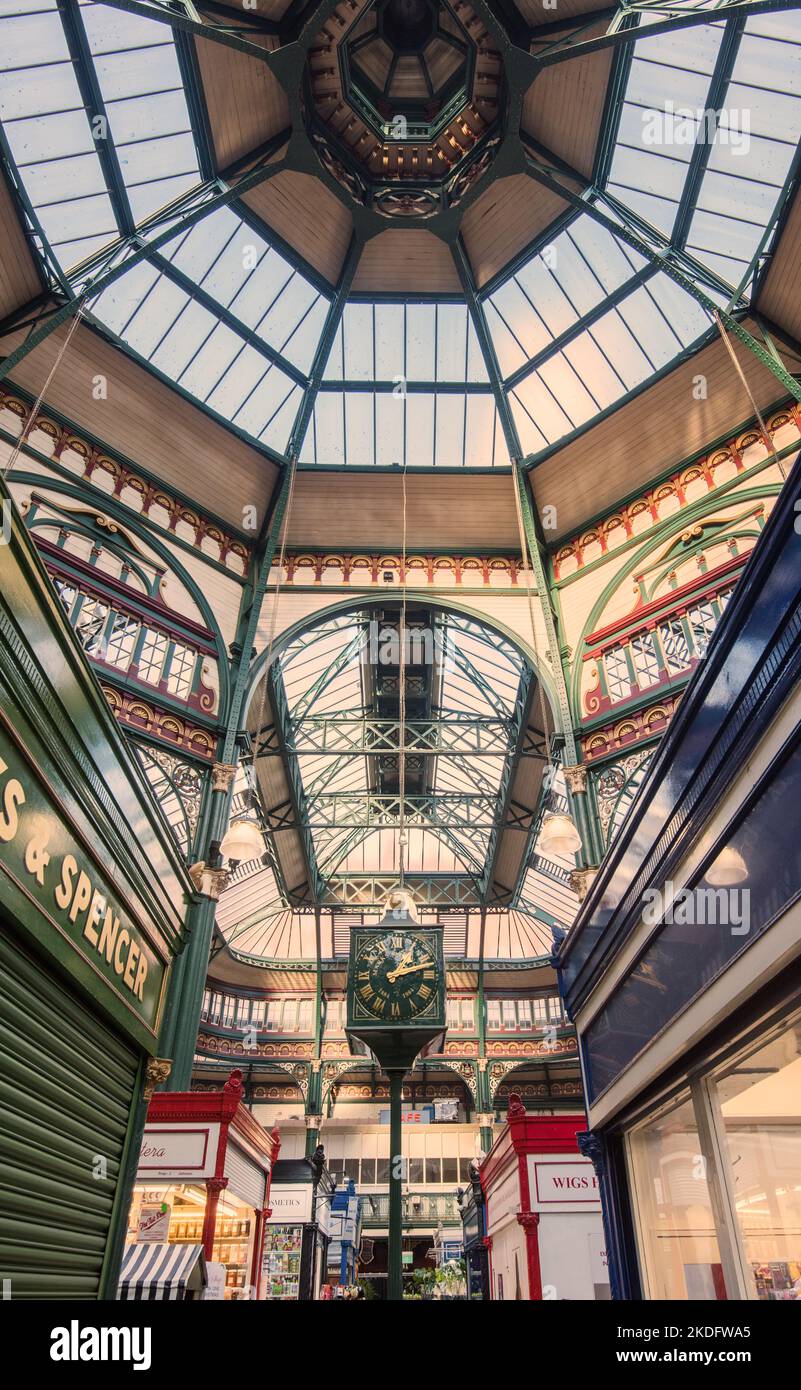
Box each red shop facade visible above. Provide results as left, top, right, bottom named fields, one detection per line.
left=126, top=1069, right=280, bottom=1300
left=481, top=1097, right=609, bottom=1301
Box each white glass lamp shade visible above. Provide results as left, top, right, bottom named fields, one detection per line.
left=219, top=817, right=264, bottom=863
left=704, top=845, right=748, bottom=886
left=539, top=812, right=582, bottom=859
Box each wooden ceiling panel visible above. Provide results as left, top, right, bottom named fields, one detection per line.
left=461, top=175, right=568, bottom=288
left=756, top=185, right=801, bottom=344
left=0, top=171, right=43, bottom=321
left=1, top=321, right=278, bottom=530
left=522, top=26, right=613, bottom=179
left=195, top=35, right=290, bottom=171
left=529, top=321, right=801, bottom=540
left=289, top=470, right=519, bottom=548
left=352, top=231, right=460, bottom=294
left=243, top=172, right=353, bottom=285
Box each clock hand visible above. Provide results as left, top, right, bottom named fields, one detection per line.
left=386, top=961, right=428, bottom=982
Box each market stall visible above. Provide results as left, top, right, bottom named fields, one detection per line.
left=125, top=1069, right=279, bottom=1300
left=263, top=1152, right=336, bottom=1300
left=458, top=1161, right=489, bottom=1300
left=326, top=1178, right=364, bottom=1289
left=481, top=1098, right=608, bottom=1301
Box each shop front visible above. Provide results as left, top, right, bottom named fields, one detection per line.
left=125, top=1069, right=279, bottom=1299
left=0, top=480, right=189, bottom=1299
left=263, top=1156, right=336, bottom=1300
left=481, top=1098, right=607, bottom=1300
left=326, top=1178, right=364, bottom=1288
left=458, top=1162, right=489, bottom=1300
left=559, top=459, right=801, bottom=1301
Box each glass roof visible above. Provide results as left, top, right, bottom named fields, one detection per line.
left=274, top=607, right=524, bottom=877
left=210, top=603, right=579, bottom=961
left=1, top=3, right=800, bottom=464
left=302, top=300, right=505, bottom=467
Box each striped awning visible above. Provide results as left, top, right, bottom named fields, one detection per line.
left=118, top=1243, right=207, bottom=1301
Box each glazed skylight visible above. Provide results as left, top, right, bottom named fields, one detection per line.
left=302, top=301, right=506, bottom=467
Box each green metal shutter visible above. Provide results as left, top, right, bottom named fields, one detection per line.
left=0, top=924, right=140, bottom=1299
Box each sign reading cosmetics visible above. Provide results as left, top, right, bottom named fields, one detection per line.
left=266, top=1185, right=312, bottom=1224
left=528, top=1158, right=601, bottom=1209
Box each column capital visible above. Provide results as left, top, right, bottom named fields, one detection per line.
left=562, top=763, right=588, bottom=795
left=143, top=1056, right=172, bottom=1100
left=187, top=861, right=229, bottom=900
left=570, top=866, right=598, bottom=902
left=211, top=761, right=238, bottom=792
left=476, top=1112, right=495, bottom=1127
left=305, top=1113, right=323, bottom=1130
left=516, top=1211, right=540, bottom=1231
left=206, top=1176, right=229, bottom=1197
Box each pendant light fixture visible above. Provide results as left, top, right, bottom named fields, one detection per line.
left=539, top=811, right=583, bottom=860
left=219, top=816, right=265, bottom=864
left=704, top=844, right=748, bottom=887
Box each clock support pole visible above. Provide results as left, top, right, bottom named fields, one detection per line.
left=387, top=1068, right=405, bottom=1301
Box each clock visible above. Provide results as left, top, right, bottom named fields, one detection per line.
left=346, top=902, right=445, bottom=1070
left=353, top=930, right=439, bottom=1023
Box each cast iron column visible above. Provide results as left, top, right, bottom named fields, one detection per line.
left=387, top=1068, right=404, bottom=1301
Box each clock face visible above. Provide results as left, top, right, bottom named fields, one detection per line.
left=354, top=931, right=439, bottom=1023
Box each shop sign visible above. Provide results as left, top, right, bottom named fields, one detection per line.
left=137, top=1124, right=219, bottom=1179
left=138, top=1205, right=171, bottom=1242
left=0, top=728, right=165, bottom=1034
left=316, top=1197, right=332, bottom=1238
left=267, top=1185, right=312, bottom=1224
left=202, top=1263, right=226, bottom=1301
left=528, top=1158, right=601, bottom=1208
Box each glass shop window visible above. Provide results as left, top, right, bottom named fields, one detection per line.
left=282, top=999, right=298, bottom=1031
left=425, top=1157, right=443, bottom=1184
left=297, top=999, right=313, bottom=1033
left=74, top=595, right=109, bottom=656
left=106, top=612, right=139, bottom=669
left=343, top=1158, right=360, bottom=1182
left=548, top=996, right=564, bottom=1023
left=235, top=997, right=250, bottom=1026
left=630, top=631, right=660, bottom=690
left=460, top=998, right=475, bottom=1030
left=167, top=642, right=196, bottom=699
left=486, top=1000, right=502, bottom=1030
left=517, top=1000, right=533, bottom=1031
left=532, top=996, right=549, bottom=1026
left=250, top=1000, right=266, bottom=1028
left=627, top=1092, right=726, bottom=1299
left=219, top=995, right=236, bottom=1028
left=604, top=646, right=631, bottom=703
left=138, top=629, right=169, bottom=684
left=376, top=1157, right=390, bottom=1183
left=265, top=1001, right=282, bottom=1031
left=360, top=1158, right=377, bottom=1184
left=407, top=1157, right=424, bottom=1184
left=502, top=1000, right=517, bottom=1031
left=442, top=1157, right=458, bottom=1184
left=714, top=1014, right=801, bottom=1301
left=659, top=617, right=692, bottom=675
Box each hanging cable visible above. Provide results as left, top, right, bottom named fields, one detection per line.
left=398, top=458, right=408, bottom=888
left=714, top=311, right=788, bottom=481
left=250, top=453, right=300, bottom=785
left=510, top=460, right=553, bottom=773
left=2, top=299, right=88, bottom=481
